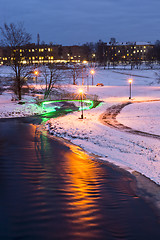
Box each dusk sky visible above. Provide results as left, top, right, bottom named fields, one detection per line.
left=0, top=0, right=160, bottom=45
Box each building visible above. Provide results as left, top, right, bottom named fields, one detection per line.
left=0, top=41, right=155, bottom=65
left=0, top=44, right=87, bottom=65
left=105, top=41, right=154, bottom=64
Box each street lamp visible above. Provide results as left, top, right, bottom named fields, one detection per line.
left=79, top=89, right=84, bottom=119
left=87, top=74, right=89, bottom=91
left=34, top=70, right=39, bottom=85
left=128, top=78, right=132, bottom=99
left=90, top=69, right=95, bottom=85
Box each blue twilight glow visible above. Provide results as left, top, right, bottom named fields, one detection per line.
left=0, top=0, right=159, bottom=45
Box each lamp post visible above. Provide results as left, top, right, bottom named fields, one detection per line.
left=90, top=69, right=95, bottom=85
left=87, top=74, right=89, bottom=91
left=82, top=65, right=84, bottom=85
left=79, top=89, right=84, bottom=119
left=128, top=79, right=132, bottom=99
left=34, top=70, right=39, bottom=85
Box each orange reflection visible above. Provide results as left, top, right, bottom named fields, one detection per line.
left=62, top=144, right=102, bottom=235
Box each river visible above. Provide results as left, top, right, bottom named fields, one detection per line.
left=0, top=114, right=160, bottom=240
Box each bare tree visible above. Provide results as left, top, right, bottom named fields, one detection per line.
left=41, top=64, right=63, bottom=99
left=70, top=64, right=82, bottom=85
left=0, top=22, right=32, bottom=100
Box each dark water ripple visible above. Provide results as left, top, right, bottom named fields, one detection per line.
left=0, top=119, right=160, bottom=240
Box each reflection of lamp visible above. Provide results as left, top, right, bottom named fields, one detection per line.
left=90, top=69, right=95, bottom=85
left=79, top=89, right=84, bottom=119
left=128, top=79, right=132, bottom=99
left=34, top=70, right=39, bottom=84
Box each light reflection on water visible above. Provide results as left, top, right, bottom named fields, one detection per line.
left=61, top=146, right=102, bottom=239
left=0, top=120, right=160, bottom=239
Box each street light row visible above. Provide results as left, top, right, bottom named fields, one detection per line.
left=79, top=78, right=133, bottom=119
left=34, top=68, right=95, bottom=86
left=34, top=69, right=133, bottom=119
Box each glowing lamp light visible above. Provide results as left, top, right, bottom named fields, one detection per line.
left=128, top=79, right=132, bottom=84
left=34, top=70, right=39, bottom=76
left=79, top=89, right=83, bottom=94
left=82, top=60, right=88, bottom=64
left=90, top=70, right=95, bottom=75
left=90, top=69, right=95, bottom=85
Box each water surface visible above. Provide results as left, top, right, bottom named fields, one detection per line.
left=0, top=117, right=160, bottom=240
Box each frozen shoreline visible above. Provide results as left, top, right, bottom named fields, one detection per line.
left=46, top=97, right=160, bottom=186
left=41, top=121, right=160, bottom=214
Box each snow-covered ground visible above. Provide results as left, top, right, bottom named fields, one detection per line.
left=0, top=91, right=47, bottom=118
left=117, top=101, right=160, bottom=135
left=1, top=65, right=160, bottom=185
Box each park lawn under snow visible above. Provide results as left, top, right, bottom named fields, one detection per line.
left=1, top=65, right=160, bottom=185
left=46, top=67, right=160, bottom=185
left=0, top=91, right=47, bottom=118
left=117, top=101, right=160, bottom=135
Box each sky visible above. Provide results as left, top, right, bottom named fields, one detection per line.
left=0, top=0, right=160, bottom=45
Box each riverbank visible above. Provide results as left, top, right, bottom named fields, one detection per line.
left=46, top=96, right=160, bottom=185
left=38, top=121, right=160, bottom=218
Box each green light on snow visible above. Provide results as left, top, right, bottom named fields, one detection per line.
left=41, top=99, right=94, bottom=113
left=79, top=100, right=94, bottom=111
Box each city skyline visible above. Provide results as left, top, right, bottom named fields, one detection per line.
left=0, top=0, right=160, bottom=45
